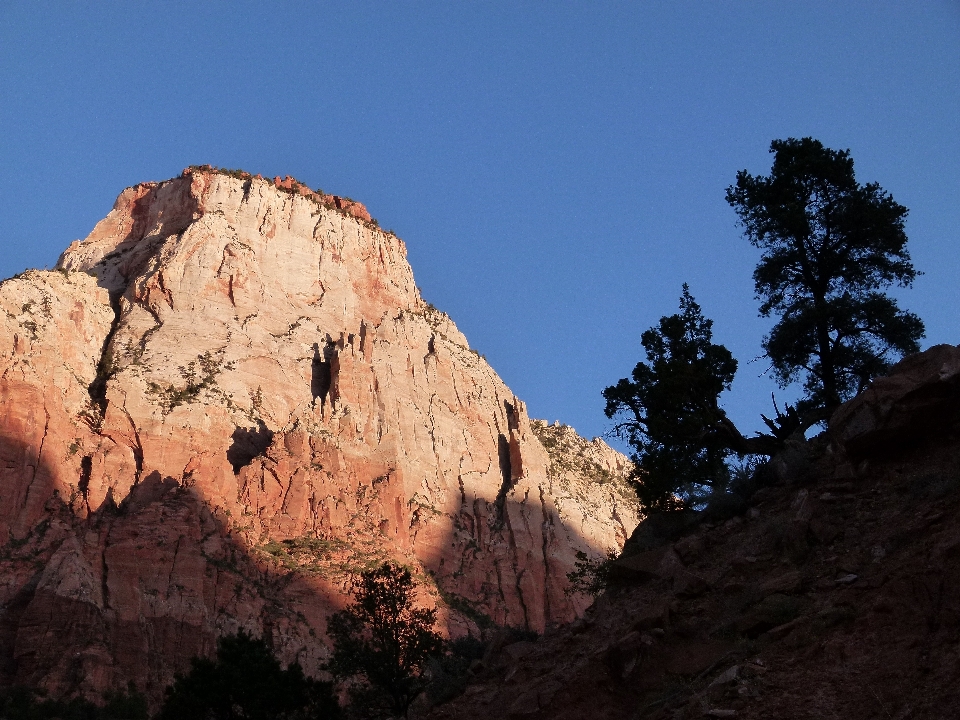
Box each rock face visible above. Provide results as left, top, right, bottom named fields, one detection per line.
left=830, top=344, right=960, bottom=458
left=426, top=351, right=960, bottom=720
left=529, top=420, right=639, bottom=550
left=0, top=168, right=639, bottom=703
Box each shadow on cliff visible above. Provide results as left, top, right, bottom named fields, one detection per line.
left=0, top=431, right=294, bottom=704
left=70, top=179, right=200, bottom=418
left=311, top=342, right=334, bottom=402
left=227, top=423, right=274, bottom=474
left=0, top=422, right=605, bottom=706
left=0, top=431, right=78, bottom=687
left=72, top=177, right=199, bottom=298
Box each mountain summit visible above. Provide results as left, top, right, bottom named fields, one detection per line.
left=0, top=167, right=639, bottom=702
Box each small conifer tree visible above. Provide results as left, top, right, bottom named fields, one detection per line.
left=327, top=562, right=444, bottom=718
left=603, top=286, right=738, bottom=510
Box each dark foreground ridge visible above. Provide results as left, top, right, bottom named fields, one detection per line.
left=424, top=344, right=960, bottom=720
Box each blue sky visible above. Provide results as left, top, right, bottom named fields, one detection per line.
left=1, top=2, right=957, bottom=445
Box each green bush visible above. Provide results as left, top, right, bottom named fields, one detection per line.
left=327, top=562, right=444, bottom=718
left=566, top=550, right=618, bottom=596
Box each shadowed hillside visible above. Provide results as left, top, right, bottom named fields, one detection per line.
left=425, top=345, right=960, bottom=719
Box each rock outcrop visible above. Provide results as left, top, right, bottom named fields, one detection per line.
left=530, top=420, right=639, bottom=550
left=0, top=168, right=639, bottom=703
left=830, top=343, right=960, bottom=458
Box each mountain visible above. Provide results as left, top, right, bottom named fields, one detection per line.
left=0, top=167, right=640, bottom=703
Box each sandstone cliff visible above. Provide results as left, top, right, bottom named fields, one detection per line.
left=0, top=168, right=639, bottom=702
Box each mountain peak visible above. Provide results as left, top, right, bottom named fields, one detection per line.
left=0, top=170, right=639, bottom=705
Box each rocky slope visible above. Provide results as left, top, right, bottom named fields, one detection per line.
left=0, top=168, right=640, bottom=703
left=427, top=344, right=960, bottom=720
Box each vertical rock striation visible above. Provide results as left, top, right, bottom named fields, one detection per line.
left=0, top=168, right=639, bottom=702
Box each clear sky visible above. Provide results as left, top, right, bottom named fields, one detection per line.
left=1, top=2, right=958, bottom=446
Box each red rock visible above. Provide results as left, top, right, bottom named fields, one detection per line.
left=0, top=169, right=640, bottom=704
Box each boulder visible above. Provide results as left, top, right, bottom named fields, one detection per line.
left=830, top=344, right=960, bottom=458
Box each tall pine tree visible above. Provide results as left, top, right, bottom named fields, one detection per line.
left=726, top=137, right=924, bottom=414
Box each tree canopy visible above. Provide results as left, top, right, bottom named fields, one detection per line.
left=159, top=631, right=338, bottom=720
left=604, top=139, right=927, bottom=512
left=726, top=137, right=924, bottom=413
left=603, top=285, right=738, bottom=510
left=0, top=684, right=147, bottom=720
left=327, top=562, right=444, bottom=718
